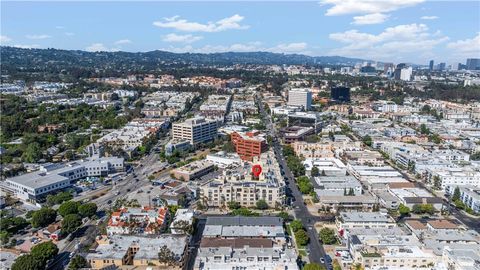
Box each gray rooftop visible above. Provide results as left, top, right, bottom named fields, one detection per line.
left=86, top=234, right=188, bottom=261
left=340, top=212, right=392, bottom=223
left=206, top=216, right=282, bottom=227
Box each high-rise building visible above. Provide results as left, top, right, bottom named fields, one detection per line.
left=383, top=63, right=394, bottom=73
left=466, top=58, right=480, bottom=70
left=394, top=64, right=412, bottom=81
left=172, top=117, right=217, bottom=145
left=287, top=88, right=312, bottom=110
left=429, top=60, right=434, bottom=71
left=438, top=62, right=446, bottom=71
left=330, top=87, right=351, bottom=103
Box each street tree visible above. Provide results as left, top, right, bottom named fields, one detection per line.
left=303, top=263, right=326, bottom=270
left=227, top=201, right=241, bottom=210
left=290, top=220, right=303, bottom=232
left=31, top=208, right=57, bottom=228
left=319, top=227, right=336, bottom=244
left=58, top=200, right=80, bottom=217
left=294, top=229, right=309, bottom=246
left=61, top=214, right=82, bottom=235
left=68, top=255, right=88, bottom=270
left=452, top=186, right=461, bottom=202
left=30, top=241, right=59, bottom=264
left=256, top=199, right=269, bottom=210
left=78, top=203, right=98, bottom=218
left=11, top=254, right=44, bottom=270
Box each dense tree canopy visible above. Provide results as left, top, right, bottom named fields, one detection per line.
left=31, top=208, right=57, bottom=228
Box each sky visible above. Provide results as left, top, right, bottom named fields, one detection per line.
left=1, top=0, right=480, bottom=65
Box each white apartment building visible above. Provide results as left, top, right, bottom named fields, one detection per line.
left=426, top=167, right=480, bottom=190
left=446, top=185, right=480, bottom=214
left=394, top=66, right=413, bottom=81
left=442, top=247, right=480, bottom=270
left=172, top=117, right=218, bottom=145
left=431, top=149, right=470, bottom=162
left=287, top=88, right=312, bottom=110
left=194, top=244, right=298, bottom=270
left=336, top=212, right=396, bottom=232
left=195, top=216, right=298, bottom=270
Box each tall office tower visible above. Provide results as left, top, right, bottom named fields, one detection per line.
left=172, top=117, right=218, bottom=145
left=383, top=63, right=394, bottom=73
left=438, top=62, right=446, bottom=71
left=331, top=86, right=351, bottom=103
left=287, top=88, right=312, bottom=110
left=429, top=60, right=434, bottom=71
left=466, top=58, right=480, bottom=70
left=394, top=64, right=412, bottom=81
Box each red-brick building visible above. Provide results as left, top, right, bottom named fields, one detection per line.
left=231, top=131, right=267, bottom=161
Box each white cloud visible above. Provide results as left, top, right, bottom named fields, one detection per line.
left=13, top=44, right=40, bottom=49
left=114, top=39, right=132, bottom=45
left=447, top=33, right=480, bottom=57
left=420, top=16, right=439, bottom=20
left=0, top=35, right=12, bottom=43
left=55, top=26, right=65, bottom=29
left=352, top=13, right=389, bottom=25
left=153, top=14, right=249, bottom=32
left=85, top=43, right=120, bottom=52
left=320, top=0, right=424, bottom=15
left=269, top=43, right=309, bottom=54
left=162, top=33, right=203, bottom=43
left=65, top=32, right=75, bottom=36
left=25, top=34, right=51, bottom=40
left=159, top=42, right=309, bottom=55
left=328, top=23, right=448, bottom=61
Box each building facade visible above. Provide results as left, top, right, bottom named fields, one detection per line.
left=172, top=117, right=218, bottom=145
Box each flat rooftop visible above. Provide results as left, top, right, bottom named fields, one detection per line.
left=339, top=212, right=392, bottom=223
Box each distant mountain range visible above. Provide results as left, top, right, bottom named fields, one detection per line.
left=0, top=46, right=370, bottom=68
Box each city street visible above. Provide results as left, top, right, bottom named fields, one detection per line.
left=48, top=138, right=170, bottom=270
left=257, top=95, right=331, bottom=267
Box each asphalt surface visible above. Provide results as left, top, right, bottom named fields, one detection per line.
left=257, top=95, right=331, bottom=267
left=48, top=138, right=170, bottom=270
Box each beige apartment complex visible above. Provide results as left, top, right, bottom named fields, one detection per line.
left=199, top=151, right=286, bottom=208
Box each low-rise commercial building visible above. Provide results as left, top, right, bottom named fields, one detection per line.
left=314, top=176, right=362, bottom=196
left=3, top=157, right=124, bottom=202
left=172, top=160, right=215, bottom=181
left=205, top=151, right=242, bottom=168
left=303, top=158, right=347, bottom=176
